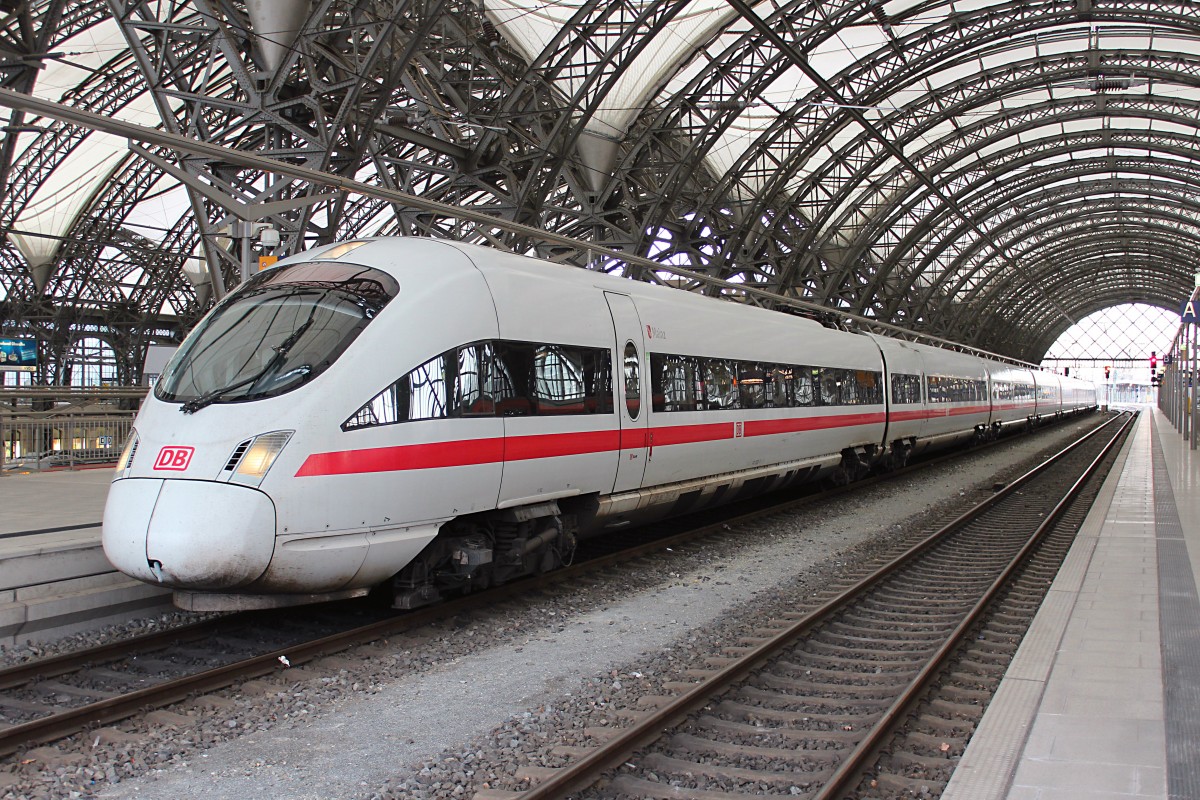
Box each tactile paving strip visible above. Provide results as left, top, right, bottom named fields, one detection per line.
left=1151, top=420, right=1200, bottom=800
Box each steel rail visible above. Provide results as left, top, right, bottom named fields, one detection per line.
left=507, top=411, right=1133, bottom=799
left=0, top=615, right=240, bottom=692
left=812, top=409, right=1136, bottom=798
left=0, top=413, right=1106, bottom=756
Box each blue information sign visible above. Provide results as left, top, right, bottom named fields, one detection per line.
left=1184, top=299, right=1199, bottom=324
left=0, top=338, right=36, bottom=372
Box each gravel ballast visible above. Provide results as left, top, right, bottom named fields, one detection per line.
left=0, top=418, right=1105, bottom=800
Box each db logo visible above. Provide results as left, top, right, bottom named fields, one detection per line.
left=153, top=446, right=194, bottom=471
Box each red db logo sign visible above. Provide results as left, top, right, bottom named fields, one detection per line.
left=154, top=446, right=194, bottom=471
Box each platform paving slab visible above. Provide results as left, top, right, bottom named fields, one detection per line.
left=0, top=468, right=170, bottom=644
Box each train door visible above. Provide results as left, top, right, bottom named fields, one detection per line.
left=604, top=292, right=649, bottom=492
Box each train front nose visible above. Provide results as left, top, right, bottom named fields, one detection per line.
left=103, top=478, right=277, bottom=589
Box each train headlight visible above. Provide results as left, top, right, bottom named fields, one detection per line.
left=229, top=431, right=293, bottom=487
left=113, top=430, right=139, bottom=480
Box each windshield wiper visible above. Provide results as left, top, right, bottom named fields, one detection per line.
left=180, top=315, right=316, bottom=414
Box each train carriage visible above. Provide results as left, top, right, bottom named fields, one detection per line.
left=102, top=238, right=1097, bottom=611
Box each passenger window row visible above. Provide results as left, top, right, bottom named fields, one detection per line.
left=926, top=375, right=988, bottom=404
left=343, top=340, right=614, bottom=430
left=649, top=353, right=884, bottom=412
left=992, top=381, right=1036, bottom=402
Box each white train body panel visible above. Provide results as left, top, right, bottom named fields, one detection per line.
left=102, top=238, right=1097, bottom=606
left=987, top=365, right=1038, bottom=429
left=872, top=337, right=929, bottom=446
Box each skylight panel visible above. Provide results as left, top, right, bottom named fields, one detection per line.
left=1094, top=31, right=1153, bottom=51
left=922, top=60, right=981, bottom=92
left=808, top=25, right=890, bottom=79
left=591, top=0, right=734, bottom=135
left=123, top=179, right=189, bottom=244
left=32, top=18, right=125, bottom=101
left=1147, top=118, right=1199, bottom=138
left=9, top=130, right=127, bottom=267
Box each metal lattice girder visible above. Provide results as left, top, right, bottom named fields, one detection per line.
left=7, top=0, right=1200, bottom=380
left=876, top=145, right=1200, bottom=344
left=581, top=1, right=1200, bottom=354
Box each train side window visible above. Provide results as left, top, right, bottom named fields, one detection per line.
left=651, top=354, right=700, bottom=412
left=819, top=367, right=843, bottom=405
left=926, top=375, right=942, bottom=403
left=501, top=342, right=614, bottom=416
left=738, top=362, right=767, bottom=409
left=793, top=368, right=816, bottom=407
left=456, top=342, right=510, bottom=417
left=702, top=359, right=739, bottom=410
left=493, top=342, right=535, bottom=416
left=343, top=381, right=406, bottom=429
left=407, top=354, right=451, bottom=419
left=854, top=370, right=882, bottom=405
left=890, top=373, right=921, bottom=404
left=769, top=366, right=795, bottom=407
left=533, top=344, right=584, bottom=414
left=623, top=343, right=641, bottom=419
left=343, top=350, right=449, bottom=429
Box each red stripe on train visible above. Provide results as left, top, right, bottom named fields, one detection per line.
left=295, top=411, right=886, bottom=477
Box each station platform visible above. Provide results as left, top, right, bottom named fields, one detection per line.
left=0, top=468, right=168, bottom=645
left=943, top=407, right=1198, bottom=800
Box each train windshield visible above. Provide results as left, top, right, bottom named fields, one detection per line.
left=156, top=261, right=399, bottom=411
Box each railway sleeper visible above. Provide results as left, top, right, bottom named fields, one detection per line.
left=915, top=713, right=975, bottom=736
left=822, top=624, right=946, bottom=645
left=961, top=646, right=1019, bottom=665
left=816, top=634, right=941, bottom=653
left=873, top=582, right=984, bottom=599
left=782, top=648, right=931, bottom=672
left=714, top=699, right=877, bottom=728
left=849, top=602, right=968, bottom=622
left=867, top=770, right=948, bottom=795
left=736, top=686, right=891, bottom=713
left=668, top=732, right=844, bottom=765
left=882, top=749, right=961, bottom=771
left=755, top=673, right=902, bottom=698
left=637, top=751, right=834, bottom=789
left=859, top=594, right=969, bottom=614
left=937, top=685, right=996, bottom=704
left=0, top=695, right=58, bottom=714
left=699, top=715, right=859, bottom=745
left=770, top=660, right=914, bottom=686
left=803, top=638, right=938, bottom=658
left=31, top=681, right=118, bottom=701
left=606, top=774, right=778, bottom=800
left=903, top=729, right=969, bottom=752
left=986, top=612, right=1037, bottom=628
left=925, top=697, right=985, bottom=719
left=967, top=631, right=1022, bottom=651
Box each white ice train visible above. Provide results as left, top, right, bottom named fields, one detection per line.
left=102, top=238, right=1098, bottom=611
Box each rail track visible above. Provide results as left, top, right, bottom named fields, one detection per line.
left=0, top=413, right=1114, bottom=762
left=496, top=411, right=1135, bottom=800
